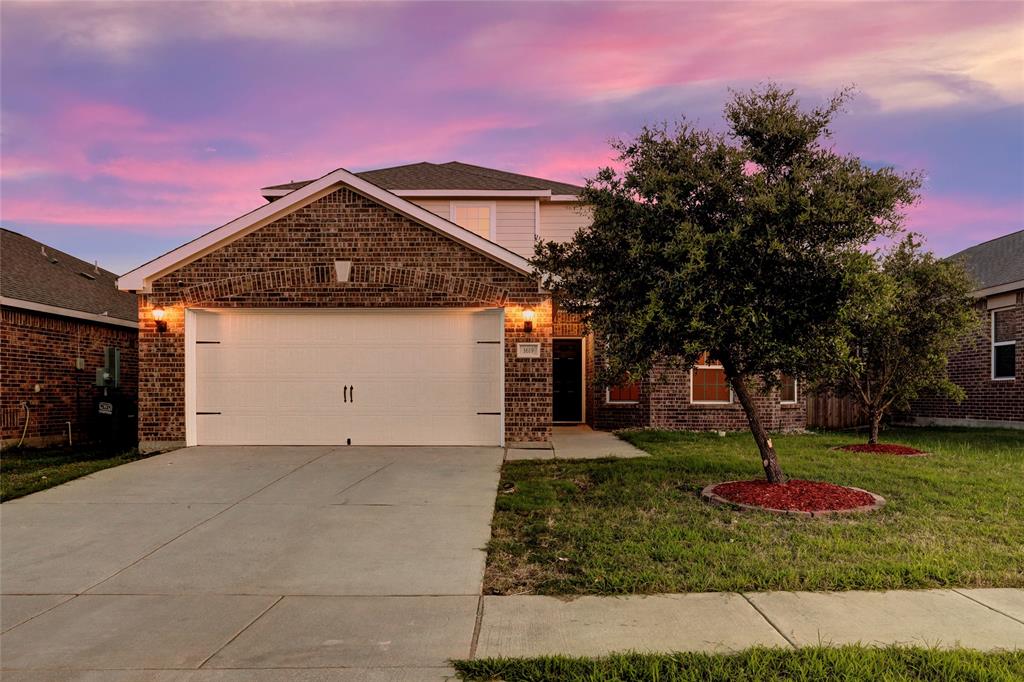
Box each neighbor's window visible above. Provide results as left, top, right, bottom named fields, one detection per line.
left=451, top=202, right=493, bottom=239
left=607, top=380, right=640, bottom=403
left=691, top=354, right=731, bottom=403
left=780, top=374, right=798, bottom=404
left=992, top=308, right=1016, bottom=380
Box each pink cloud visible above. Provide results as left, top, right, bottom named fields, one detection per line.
left=0, top=94, right=538, bottom=235
left=2, top=1, right=1020, bottom=266
left=906, top=194, right=1023, bottom=255
left=435, top=2, right=1022, bottom=103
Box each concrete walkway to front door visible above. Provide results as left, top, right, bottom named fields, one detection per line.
left=1, top=445, right=504, bottom=680
left=506, top=425, right=649, bottom=461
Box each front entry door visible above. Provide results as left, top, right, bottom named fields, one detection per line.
left=552, top=339, right=583, bottom=423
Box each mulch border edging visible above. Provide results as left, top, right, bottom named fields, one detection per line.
left=829, top=445, right=931, bottom=457
left=700, top=480, right=886, bottom=518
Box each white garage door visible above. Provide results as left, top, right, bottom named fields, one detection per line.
left=190, top=308, right=503, bottom=446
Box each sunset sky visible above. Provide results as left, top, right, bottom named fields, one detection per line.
left=2, top=1, right=1022, bottom=275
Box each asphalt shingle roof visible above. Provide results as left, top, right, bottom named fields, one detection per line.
left=263, top=161, right=584, bottom=196
left=1, top=229, right=137, bottom=322
left=947, top=229, right=1024, bottom=292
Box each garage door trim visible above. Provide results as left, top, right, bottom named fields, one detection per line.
left=183, top=307, right=505, bottom=447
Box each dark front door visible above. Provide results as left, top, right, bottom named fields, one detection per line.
left=553, top=339, right=583, bottom=422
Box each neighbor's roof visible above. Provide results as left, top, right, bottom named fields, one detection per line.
left=263, top=161, right=584, bottom=196
left=1, top=228, right=137, bottom=324
left=948, top=229, right=1024, bottom=294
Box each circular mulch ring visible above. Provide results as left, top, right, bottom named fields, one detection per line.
left=831, top=443, right=929, bottom=457
left=701, top=479, right=885, bottom=518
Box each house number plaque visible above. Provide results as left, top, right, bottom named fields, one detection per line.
left=516, top=342, right=541, bottom=358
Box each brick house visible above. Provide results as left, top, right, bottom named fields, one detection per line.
left=117, top=162, right=803, bottom=452
left=908, top=229, right=1023, bottom=429
left=1, top=229, right=138, bottom=447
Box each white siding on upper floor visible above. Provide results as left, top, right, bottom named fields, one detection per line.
left=495, top=200, right=537, bottom=258
left=409, top=198, right=538, bottom=257
left=409, top=199, right=451, bottom=219
left=408, top=197, right=591, bottom=254
left=539, top=202, right=592, bottom=244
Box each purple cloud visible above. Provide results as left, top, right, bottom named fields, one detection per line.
left=1, top=1, right=1021, bottom=274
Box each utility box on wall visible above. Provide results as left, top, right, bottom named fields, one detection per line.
left=95, top=347, right=121, bottom=388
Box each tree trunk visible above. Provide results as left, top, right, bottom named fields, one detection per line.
left=867, top=407, right=881, bottom=444
left=730, top=372, right=786, bottom=484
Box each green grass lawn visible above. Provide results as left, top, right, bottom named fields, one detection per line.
left=454, top=646, right=1024, bottom=681
left=1, top=444, right=149, bottom=501
left=485, top=427, right=1024, bottom=595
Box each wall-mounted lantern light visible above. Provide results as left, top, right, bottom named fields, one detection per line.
left=522, top=306, right=535, bottom=334
left=152, top=306, right=168, bottom=333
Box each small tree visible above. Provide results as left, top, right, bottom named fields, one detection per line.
left=534, top=84, right=920, bottom=483
left=827, top=236, right=976, bottom=444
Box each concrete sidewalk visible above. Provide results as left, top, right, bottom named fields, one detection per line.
left=474, top=588, right=1024, bottom=658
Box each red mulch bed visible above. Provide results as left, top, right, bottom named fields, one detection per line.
left=710, top=479, right=876, bottom=513
left=834, top=443, right=927, bottom=456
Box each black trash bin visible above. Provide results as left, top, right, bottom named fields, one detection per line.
left=93, top=392, right=138, bottom=448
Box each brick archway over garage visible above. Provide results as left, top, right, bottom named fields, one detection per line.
left=171, top=264, right=511, bottom=308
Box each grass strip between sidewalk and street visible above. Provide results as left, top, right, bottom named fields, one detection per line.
left=453, top=645, right=1024, bottom=681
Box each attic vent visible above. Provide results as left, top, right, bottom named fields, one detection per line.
left=79, top=271, right=96, bottom=280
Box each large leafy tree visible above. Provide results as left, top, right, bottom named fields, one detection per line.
left=825, top=236, right=976, bottom=444
left=534, top=85, right=920, bottom=483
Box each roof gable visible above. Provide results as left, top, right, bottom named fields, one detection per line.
left=1, top=229, right=137, bottom=323
left=118, top=167, right=535, bottom=292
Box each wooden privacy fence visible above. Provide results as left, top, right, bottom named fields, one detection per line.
left=806, top=392, right=866, bottom=430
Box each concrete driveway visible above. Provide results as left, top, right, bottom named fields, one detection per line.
left=1, top=445, right=505, bottom=680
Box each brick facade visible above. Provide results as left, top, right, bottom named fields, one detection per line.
left=139, top=186, right=551, bottom=450
left=647, top=361, right=806, bottom=432
left=909, top=291, right=1023, bottom=426
left=586, top=334, right=652, bottom=430
left=552, top=310, right=806, bottom=433
left=1, top=308, right=138, bottom=446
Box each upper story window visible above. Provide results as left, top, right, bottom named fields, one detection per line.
left=992, top=308, right=1016, bottom=380
left=607, top=380, right=640, bottom=404
left=450, top=202, right=494, bottom=240
left=780, top=374, right=798, bottom=404
left=691, top=354, right=732, bottom=404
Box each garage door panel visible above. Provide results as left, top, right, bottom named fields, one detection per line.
left=192, top=309, right=503, bottom=446
left=350, top=378, right=498, bottom=414
left=199, top=415, right=346, bottom=446
left=347, top=415, right=498, bottom=446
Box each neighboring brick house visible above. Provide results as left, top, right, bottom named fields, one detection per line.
left=118, top=162, right=802, bottom=452
left=1, top=229, right=138, bottom=447
left=908, top=229, right=1023, bottom=429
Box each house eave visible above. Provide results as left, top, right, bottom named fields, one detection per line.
left=1, top=297, right=139, bottom=329
left=972, top=279, right=1024, bottom=299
